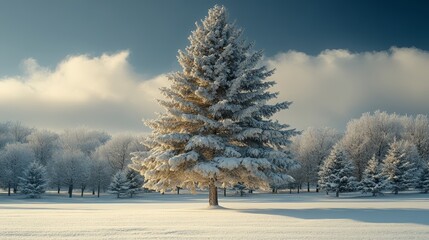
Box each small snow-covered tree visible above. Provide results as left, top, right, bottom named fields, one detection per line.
left=0, top=143, right=35, bottom=195
left=108, top=171, right=130, bottom=198
left=125, top=168, right=144, bottom=198
left=19, top=161, right=47, bottom=198
left=318, top=144, right=357, bottom=197
left=131, top=5, right=297, bottom=206
left=416, top=163, right=429, bottom=193
left=359, top=155, right=387, bottom=196
left=382, top=139, right=419, bottom=194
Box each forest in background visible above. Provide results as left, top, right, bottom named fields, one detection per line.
left=1, top=111, right=429, bottom=199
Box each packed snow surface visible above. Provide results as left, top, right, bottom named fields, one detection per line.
left=1, top=191, right=429, bottom=239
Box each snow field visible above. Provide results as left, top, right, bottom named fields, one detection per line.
left=1, top=192, right=429, bottom=240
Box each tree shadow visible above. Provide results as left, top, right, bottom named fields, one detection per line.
left=239, top=208, right=429, bottom=225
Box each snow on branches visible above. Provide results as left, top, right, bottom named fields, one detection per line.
left=131, top=5, right=298, bottom=204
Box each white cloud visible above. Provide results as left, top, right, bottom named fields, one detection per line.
left=267, top=47, right=429, bottom=130
left=1, top=48, right=429, bottom=133
left=0, top=51, right=168, bottom=133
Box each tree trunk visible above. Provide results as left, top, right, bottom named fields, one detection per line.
left=92, top=189, right=95, bottom=195
left=97, top=182, right=100, bottom=198
left=223, top=187, right=226, bottom=197
left=13, top=186, right=17, bottom=194
left=208, top=181, right=218, bottom=206
left=176, top=186, right=180, bottom=195
left=297, top=186, right=300, bottom=194
left=316, top=184, right=319, bottom=193
left=57, top=184, right=60, bottom=194
left=307, top=182, right=310, bottom=192
left=81, top=186, right=85, bottom=197
left=68, top=184, right=73, bottom=198
left=289, top=187, right=292, bottom=194
left=8, top=183, right=11, bottom=196
left=336, top=190, right=339, bottom=197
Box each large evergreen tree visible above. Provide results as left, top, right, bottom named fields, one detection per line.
left=19, top=161, right=47, bottom=198
left=318, top=144, right=357, bottom=197
left=131, top=5, right=297, bottom=206
left=382, top=139, right=419, bottom=194
left=358, top=155, right=387, bottom=196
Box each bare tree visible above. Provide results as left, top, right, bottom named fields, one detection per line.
left=290, top=127, right=341, bottom=192
left=403, top=114, right=429, bottom=163
left=27, top=130, right=59, bottom=166
left=341, top=111, right=404, bottom=180
left=54, top=128, right=110, bottom=197
left=0, top=122, right=14, bottom=148
left=50, top=150, right=90, bottom=198
left=59, top=128, right=110, bottom=156
left=98, top=135, right=143, bottom=172
left=9, top=121, right=33, bottom=143
left=89, top=151, right=113, bottom=197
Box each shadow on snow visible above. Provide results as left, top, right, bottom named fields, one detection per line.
left=238, top=207, right=429, bottom=226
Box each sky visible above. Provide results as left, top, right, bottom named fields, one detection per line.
left=1, top=0, right=429, bottom=133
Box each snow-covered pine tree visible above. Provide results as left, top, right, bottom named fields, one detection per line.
left=318, top=144, right=357, bottom=197
left=359, top=155, right=387, bottom=196
left=108, top=171, right=130, bottom=198
left=131, top=5, right=298, bottom=206
left=415, top=162, right=429, bottom=193
left=19, top=161, right=47, bottom=198
left=125, top=168, right=144, bottom=198
left=382, top=139, right=419, bottom=194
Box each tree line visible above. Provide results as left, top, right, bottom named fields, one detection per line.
left=2, top=111, right=429, bottom=199
left=290, top=111, right=429, bottom=196
left=0, top=122, right=145, bottom=198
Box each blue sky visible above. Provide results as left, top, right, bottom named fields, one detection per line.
left=1, top=1, right=429, bottom=133
left=1, top=0, right=428, bottom=77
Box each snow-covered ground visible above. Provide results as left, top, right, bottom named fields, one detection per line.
left=1, top=191, right=429, bottom=240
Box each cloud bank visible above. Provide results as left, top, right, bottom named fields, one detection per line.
left=0, top=51, right=168, bottom=133
left=268, top=47, right=429, bottom=130
left=1, top=47, right=428, bottom=133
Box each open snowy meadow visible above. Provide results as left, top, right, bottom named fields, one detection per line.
left=1, top=191, right=429, bottom=240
